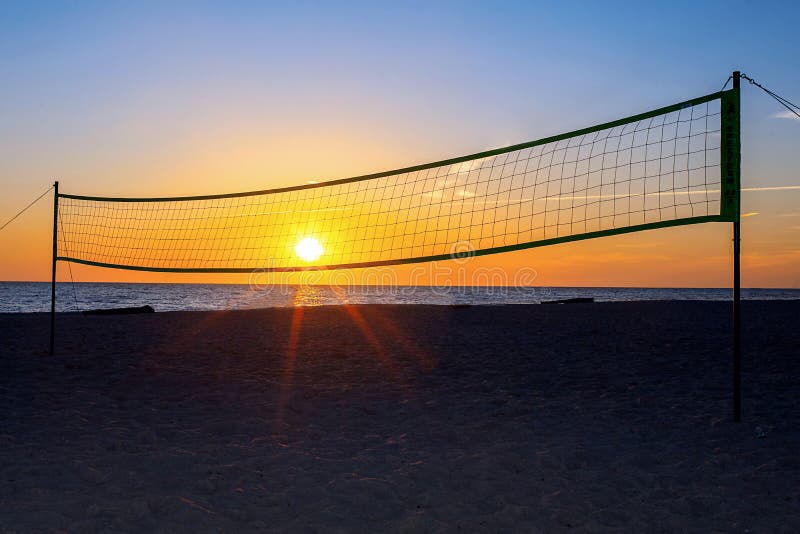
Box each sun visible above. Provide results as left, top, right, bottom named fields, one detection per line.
left=295, top=237, right=323, bottom=262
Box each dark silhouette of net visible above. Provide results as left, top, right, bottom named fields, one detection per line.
left=57, top=92, right=733, bottom=273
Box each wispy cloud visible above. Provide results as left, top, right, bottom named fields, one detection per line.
left=742, top=185, right=800, bottom=192
left=451, top=185, right=800, bottom=206
left=771, top=110, right=800, bottom=121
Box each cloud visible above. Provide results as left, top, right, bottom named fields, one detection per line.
left=771, top=110, right=800, bottom=121
left=742, top=185, right=800, bottom=193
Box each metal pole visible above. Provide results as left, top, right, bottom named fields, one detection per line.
left=732, top=72, right=742, bottom=422
left=49, top=180, right=59, bottom=356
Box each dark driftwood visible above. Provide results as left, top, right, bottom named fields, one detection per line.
left=541, top=297, right=594, bottom=304
left=82, top=305, right=155, bottom=315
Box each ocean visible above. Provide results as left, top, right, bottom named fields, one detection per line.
left=0, top=282, right=798, bottom=313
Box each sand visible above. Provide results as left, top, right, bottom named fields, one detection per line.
left=0, top=301, right=798, bottom=533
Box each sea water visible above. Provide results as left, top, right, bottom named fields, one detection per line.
left=0, top=282, right=798, bottom=313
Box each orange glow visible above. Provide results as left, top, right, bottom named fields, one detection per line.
left=6, top=214, right=790, bottom=288
left=276, top=305, right=304, bottom=421
left=1, top=153, right=798, bottom=288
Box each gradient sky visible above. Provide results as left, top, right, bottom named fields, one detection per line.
left=1, top=0, right=798, bottom=287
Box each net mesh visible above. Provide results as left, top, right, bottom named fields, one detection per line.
left=58, top=93, right=730, bottom=272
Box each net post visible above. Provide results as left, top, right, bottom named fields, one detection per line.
left=731, top=71, right=742, bottom=422
left=49, top=180, right=59, bottom=356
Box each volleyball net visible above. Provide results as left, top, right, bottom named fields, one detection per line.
left=56, top=89, right=740, bottom=273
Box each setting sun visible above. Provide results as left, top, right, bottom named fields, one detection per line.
left=295, top=237, right=324, bottom=262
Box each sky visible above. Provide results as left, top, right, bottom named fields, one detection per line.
left=1, top=0, right=798, bottom=287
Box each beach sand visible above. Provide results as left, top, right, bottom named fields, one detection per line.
left=1, top=301, right=798, bottom=532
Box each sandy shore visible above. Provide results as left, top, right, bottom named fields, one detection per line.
left=1, top=301, right=798, bottom=532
